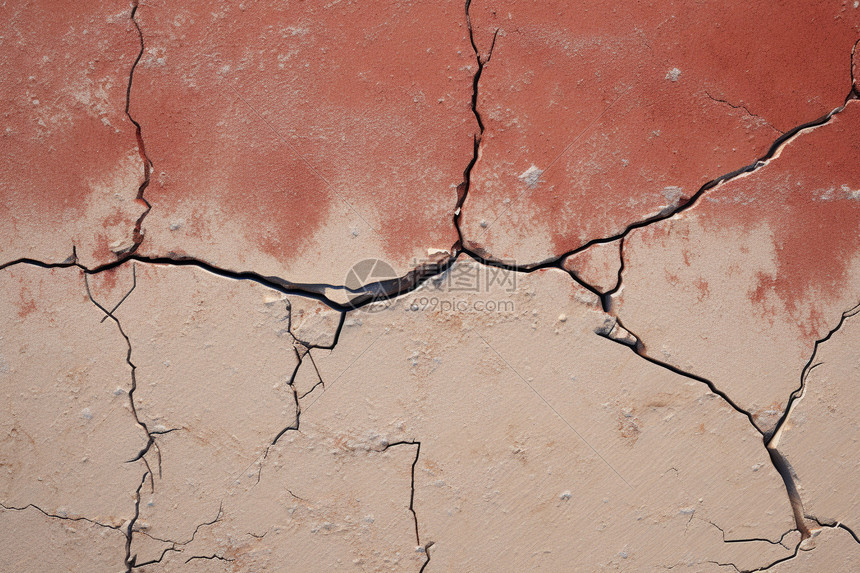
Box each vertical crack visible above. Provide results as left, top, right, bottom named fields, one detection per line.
left=454, top=2, right=498, bottom=252
left=83, top=268, right=159, bottom=483
left=851, top=38, right=859, bottom=98
left=382, top=440, right=430, bottom=570
left=126, top=1, right=152, bottom=254
left=124, top=471, right=149, bottom=572
left=271, top=344, right=305, bottom=446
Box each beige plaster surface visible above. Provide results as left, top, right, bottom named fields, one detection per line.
left=1, top=1, right=859, bottom=572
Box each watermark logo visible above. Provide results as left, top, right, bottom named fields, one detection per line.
left=344, top=258, right=399, bottom=313
left=344, top=257, right=519, bottom=314
left=344, top=258, right=398, bottom=291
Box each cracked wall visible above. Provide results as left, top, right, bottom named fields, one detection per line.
left=1, top=1, right=859, bottom=571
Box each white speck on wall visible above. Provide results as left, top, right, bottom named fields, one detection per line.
left=665, top=68, right=681, bottom=82
left=519, top=164, right=544, bottom=188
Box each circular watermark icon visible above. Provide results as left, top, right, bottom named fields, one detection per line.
left=344, top=258, right=399, bottom=312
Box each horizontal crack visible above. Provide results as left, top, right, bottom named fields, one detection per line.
left=0, top=502, right=121, bottom=532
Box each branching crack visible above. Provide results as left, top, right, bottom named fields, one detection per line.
left=805, top=515, right=860, bottom=545
left=459, top=86, right=854, bottom=272
left=83, top=267, right=159, bottom=483
left=697, top=517, right=798, bottom=549
left=129, top=504, right=224, bottom=568
left=271, top=344, right=305, bottom=446
left=768, top=302, right=860, bottom=448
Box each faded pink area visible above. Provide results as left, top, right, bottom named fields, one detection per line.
left=0, top=1, right=144, bottom=264
left=133, top=0, right=476, bottom=269
left=462, top=0, right=859, bottom=263
left=701, top=103, right=860, bottom=336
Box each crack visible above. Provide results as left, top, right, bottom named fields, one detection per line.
left=705, top=539, right=804, bottom=573
left=99, top=266, right=138, bottom=322
left=0, top=502, right=122, bottom=532
left=768, top=302, right=860, bottom=448
left=459, top=89, right=854, bottom=271
left=381, top=440, right=430, bottom=570
left=697, top=517, right=798, bottom=549
left=453, top=96, right=851, bottom=284
left=83, top=271, right=159, bottom=483
left=453, top=1, right=498, bottom=253
left=703, top=90, right=785, bottom=135
left=805, top=515, right=860, bottom=545
left=297, top=349, right=326, bottom=400
left=130, top=504, right=224, bottom=568
left=595, top=317, right=763, bottom=435
left=578, top=82, right=860, bottom=547
left=184, top=554, right=235, bottom=564
left=1, top=58, right=855, bottom=568
left=419, top=543, right=434, bottom=573
left=852, top=38, right=859, bottom=98
left=126, top=0, right=152, bottom=256
left=599, top=237, right=626, bottom=310
left=595, top=315, right=815, bottom=540
left=271, top=344, right=304, bottom=446
left=755, top=302, right=860, bottom=542
left=125, top=471, right=149, bottom=572
left=685, top=518, right=858, bottom=573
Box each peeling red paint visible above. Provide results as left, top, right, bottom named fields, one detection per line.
left=133, top=0, right=475, bottom=279
left=702, top=102, right=860, bottom=330
left=0, top=1, right=145, bottom=266
left=461, top=0, right=859, bottom=265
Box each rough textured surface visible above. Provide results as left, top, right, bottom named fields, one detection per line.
left=775, top=305, right=860, bottom=532
left=460, top=0, right=859, bottom=266
left=2, top=1, right=859, bottom=571
left=562, top=239, right=622, bottom=294
left=613, top=101, right=860, bottom=435
left=132, top=0, right=475, bottom=285
left=0, top=265, right=148, bottom=526
left=0, top=0, right=147, bottom=268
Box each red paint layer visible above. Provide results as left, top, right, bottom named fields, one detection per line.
left=133, top=0, right=476, bottom=272
left=0, top=1, right=144, bottom=265
left=703, top=102, right=860, bottom=333
left=462, top=0, right=859, bottom=264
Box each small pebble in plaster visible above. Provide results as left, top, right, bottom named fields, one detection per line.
left=665, top=67, right=681, bottom=82
left=560, top=490, right=572, bottom=500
